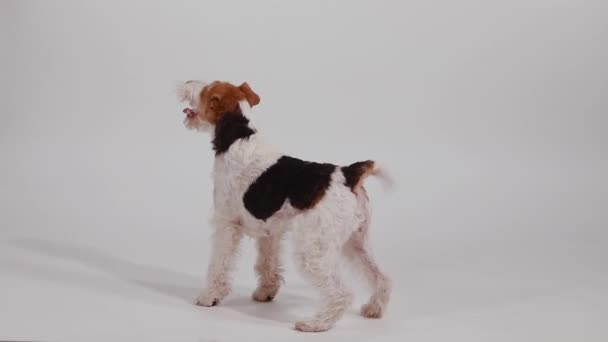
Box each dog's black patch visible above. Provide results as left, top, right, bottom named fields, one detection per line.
left=212, top=108, right=256, bottom=155
left=243, top=156, right=337, bottom=220
left=341, top=160, right=375, bottom=192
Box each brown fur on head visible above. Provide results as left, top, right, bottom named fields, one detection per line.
left=178, top=80, right=260, bottom=131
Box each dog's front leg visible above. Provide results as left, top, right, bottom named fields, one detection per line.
left=252, top=234, right=284, bottom=302
left=195, top=219, right=243, bottom=307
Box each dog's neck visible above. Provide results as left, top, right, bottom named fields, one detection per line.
left=212, top=106, right=256, bottom=155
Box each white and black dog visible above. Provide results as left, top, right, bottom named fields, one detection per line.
left=177, top=80, right=391, bottom=332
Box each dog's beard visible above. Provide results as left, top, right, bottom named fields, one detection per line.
left=185, top=117, right=213, bottom=133
left=195, top=121, right=213, bottom=133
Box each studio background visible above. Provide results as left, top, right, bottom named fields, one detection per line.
left=1, top=1, right=606, bottom=341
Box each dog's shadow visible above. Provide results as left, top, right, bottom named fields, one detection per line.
left=10, top=238, right=312, bottom=324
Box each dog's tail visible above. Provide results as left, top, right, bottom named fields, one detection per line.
left=342, top=160, right=394, bottom=193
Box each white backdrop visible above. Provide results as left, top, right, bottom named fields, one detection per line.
left=1, top=1, right=607, bottom=341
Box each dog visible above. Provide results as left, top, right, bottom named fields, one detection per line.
left=176, top=80, right=392, bottom=332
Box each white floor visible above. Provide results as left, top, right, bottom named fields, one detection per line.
left=2, top=211, right=606, bottom=341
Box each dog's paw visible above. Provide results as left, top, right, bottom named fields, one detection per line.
left=193, top=292, right=220, bottom=307
left=252, top=285, right=279, bottom=302
left=294, top=319, right=333, bottom=333
left=361, top=302, right=384, bottom=318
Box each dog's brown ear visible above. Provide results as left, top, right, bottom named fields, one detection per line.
left=239, top=82, right=260, bottom=107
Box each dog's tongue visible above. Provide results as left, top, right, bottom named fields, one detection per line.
left=183, top=108, right=195, bottom=117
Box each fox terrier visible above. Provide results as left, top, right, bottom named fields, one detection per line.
left=176, top=80, right=391, bottom=332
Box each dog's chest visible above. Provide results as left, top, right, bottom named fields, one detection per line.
left=212, top=137, right=282, bottom=216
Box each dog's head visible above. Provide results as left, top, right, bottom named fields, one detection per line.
left=176, top=80, right=260, bottom=132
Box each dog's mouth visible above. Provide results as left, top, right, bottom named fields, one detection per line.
left=182, top=108, right=197, bottom=119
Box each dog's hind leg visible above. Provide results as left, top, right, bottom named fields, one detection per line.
left=292, top=225, right=353, bottom=332
left=252, top=234, right=284, bottom=302
left=343, top=220, right=391, bottom=318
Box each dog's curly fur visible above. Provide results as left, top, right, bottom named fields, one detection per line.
left=177, top=80, right=391, bottom=332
